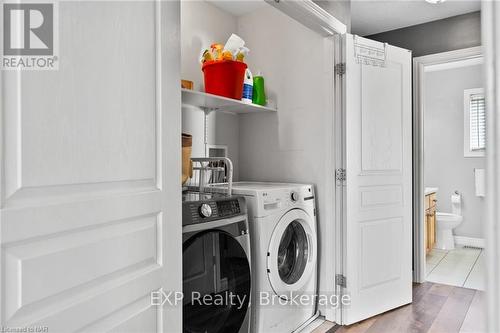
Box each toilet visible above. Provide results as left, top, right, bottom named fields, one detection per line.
left=435, top=192, right=463, bottom=250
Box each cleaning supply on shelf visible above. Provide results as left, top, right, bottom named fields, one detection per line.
left=235, top=46, right=249, bottom=62
left=252, top=72, right=267, bottom=106
left=199, top=34, right=251, bottom=100
left=224, top=34, right=245, bottom=58
left=241, top=68, right=253, bottom=104
left=211, top=43, right=224, bottom=61
left=201, top=49, right=213, bottom=63
left=201, top=35, right=248, bottom=64
left=222, top=50, right=233, bottom=60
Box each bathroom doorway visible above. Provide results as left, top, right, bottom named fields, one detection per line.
left=413, top=47, right=485, bottom=290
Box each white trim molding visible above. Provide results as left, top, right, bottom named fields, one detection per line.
left=414, top=46, right=483, bottom=66
left=454, top=236, right=486, bottom=249
left=265, top=0, right=347, bottom=36
left=482, top=2, right=500, bottom=332
left=424, top=56, right=484, bottom=72
left=412, top=46, right=483, bottom=283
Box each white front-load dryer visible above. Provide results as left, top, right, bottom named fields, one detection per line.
left=228, top=182, right=317, bottom=333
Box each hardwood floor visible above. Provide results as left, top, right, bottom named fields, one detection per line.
left=329, top=282, right=486, bottom=333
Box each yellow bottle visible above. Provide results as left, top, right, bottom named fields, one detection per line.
left=201, top=49, right=213, bottom=63
left=222, top=50, right=233, bottom=61
left=211, top=43, right=224, bottom=61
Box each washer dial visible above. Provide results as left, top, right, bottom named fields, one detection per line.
left=199, top=203, right=212, bottom=218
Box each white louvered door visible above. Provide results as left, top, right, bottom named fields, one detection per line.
left=0, top=1, right=182, bottom=331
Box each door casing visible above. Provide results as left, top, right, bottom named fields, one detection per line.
left=412, top=46, right=483, bottom=283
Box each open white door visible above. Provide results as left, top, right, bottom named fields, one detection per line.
left=341, top=34, right=412, bottom=325
left=0, top=1, right=181, bottom=331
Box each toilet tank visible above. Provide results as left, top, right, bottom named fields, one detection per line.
left=451, top=193, right=462, bottom=216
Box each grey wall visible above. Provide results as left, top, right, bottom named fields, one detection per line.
left=424, top=64, right=485, bottom=239
left=367, top=12, right=481, bottom=57
left=314, top=0, right=351, bottom=32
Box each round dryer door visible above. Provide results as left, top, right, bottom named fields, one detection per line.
left=183, top=231, right=251, bottom=333
left=267, top=209, right=317, bottom=299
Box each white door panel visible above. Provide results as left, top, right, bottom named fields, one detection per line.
left=0, top=1, right=181, bottom=332
left=343, top=34, right=412, bottom=324
left=360, top=63, right=403, bottom=173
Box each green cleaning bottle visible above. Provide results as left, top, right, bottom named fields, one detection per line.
left=252, top=72, right=266, bottom=106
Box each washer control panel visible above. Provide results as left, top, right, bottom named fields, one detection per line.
left=258, top=185, right=314, bottom=212
left=182, top=196, right=246, bottom=226
left=216, top=199, right=242, bottom=217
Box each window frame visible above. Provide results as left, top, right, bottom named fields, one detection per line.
left=464, top=87, right=486, bottom=157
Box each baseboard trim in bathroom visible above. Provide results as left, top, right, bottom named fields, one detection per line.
left=454, top=236, right=485, bottom=249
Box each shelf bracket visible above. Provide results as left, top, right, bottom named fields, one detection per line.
left=202, top=108, right=218, bottom=149
left=204, top=110, right=209, bottom=146
left=201, top=107, right=219, bottom=114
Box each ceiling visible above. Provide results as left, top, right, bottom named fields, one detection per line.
left=205, top=0, right=268, bottom=17
left=351, top=0, right=481, bottom=36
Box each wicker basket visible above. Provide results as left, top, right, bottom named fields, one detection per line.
left=182, top=133, right=193, bottom=185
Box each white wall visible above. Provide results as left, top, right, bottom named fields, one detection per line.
left=181, top=1, right=240, bottom=180
left=424, top=64, right=485, bottom=238
left=237, top=6, right=335, bottom=316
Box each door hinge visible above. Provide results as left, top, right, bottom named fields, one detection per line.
left=335, top=63, right=346, bottom=76
left=336, top=168, right=346, bottom=182
left=336, top=274, right=347, bottom=288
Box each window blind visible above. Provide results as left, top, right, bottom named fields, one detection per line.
left=470, top=94, right=486, bottom=151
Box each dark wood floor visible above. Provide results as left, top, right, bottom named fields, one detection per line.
left=328, top=282, right=485, bottom=333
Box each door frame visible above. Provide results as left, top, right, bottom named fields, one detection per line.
left=333, top=33, right=346, bottom=325
left=265, top=0, right=346, bottom=36
left=482, top=3, right=500, bottom=332
left=412, top=46, right=483, bottom=282
left=267, top=0, right=346, bottom=323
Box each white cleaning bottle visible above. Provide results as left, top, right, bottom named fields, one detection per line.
left=241, top=68, right=253, bottom=104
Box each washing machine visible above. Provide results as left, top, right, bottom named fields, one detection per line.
left=228, top=182, right=318, bottom=333
left=182, top=192, right=252, bottom=333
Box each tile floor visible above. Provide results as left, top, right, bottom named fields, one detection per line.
left=426, top=246, right=485, bottom=290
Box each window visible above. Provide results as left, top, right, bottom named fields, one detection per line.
left=464, top=88, right=486, bottom=157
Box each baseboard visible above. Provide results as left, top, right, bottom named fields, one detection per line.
left=454, top=236, right=485, bottom=248
left=294, top=312, right=322, bottom=333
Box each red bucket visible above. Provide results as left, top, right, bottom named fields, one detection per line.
left=202, top=60, right=247, bottom=100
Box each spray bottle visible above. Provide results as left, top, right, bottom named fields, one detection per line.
left=252, top=71, right=266, bottom=106
left=241, top=68, right=253, bottom=104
